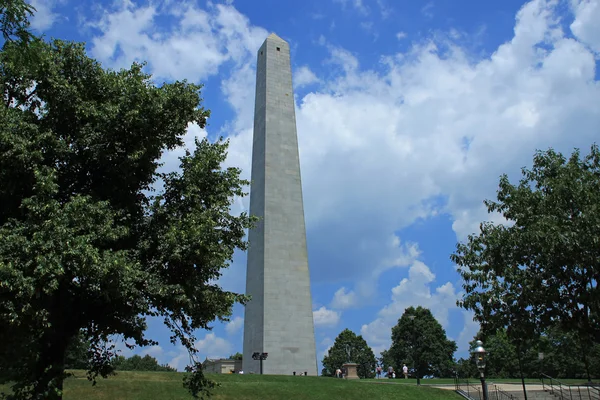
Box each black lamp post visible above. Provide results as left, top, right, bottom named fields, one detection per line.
left=252, top=352, right=268, bottom=375
left=472, top=340, right=489, bottom=400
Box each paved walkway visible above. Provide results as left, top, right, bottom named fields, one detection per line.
left=488, top=384, right=546, bottom=392
left=362, top=380, right=550, bottom=393
left=432, top=383, right=547, bottom=392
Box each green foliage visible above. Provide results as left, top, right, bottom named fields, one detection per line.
left=452, top=146, right=600, bottom=379
left=322, top=329, right=377, bottom=379
left=457, top=327, right=600, bottom=380
left=534, top=326, right=600, bottom=379
left=0, top=2, right=255, bottom=399
left=228, top=353, right=243, bottom=361
left=454, top=357, right=477, bottom=379
left=467, top=330, right=522, bottom=378
left=386, top=307, right=457, bottom=379
left=64, top=333, right=91, bottom=370
left=0, top=0, right=34, bottom=42
left=379, top=349, right=392, bottom=373
left=112, top=355, right=176, bottom=373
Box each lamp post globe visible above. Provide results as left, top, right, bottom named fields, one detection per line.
left=473, top=340, right=486, bottom=375
left=471, top=340, right=488, bottom=400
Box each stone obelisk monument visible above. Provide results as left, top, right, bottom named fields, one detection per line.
left=242, top=33, right=317, bottom=376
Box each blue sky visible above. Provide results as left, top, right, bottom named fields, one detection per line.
left=30, top=0, right=600, bottom=371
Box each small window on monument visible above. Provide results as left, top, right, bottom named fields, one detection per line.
left=261, top=51, right=263, bottom=55
left=276, top=47, right=281, bottom=51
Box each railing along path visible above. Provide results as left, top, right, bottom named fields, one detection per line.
left=540, top=374, right=599, bottom=400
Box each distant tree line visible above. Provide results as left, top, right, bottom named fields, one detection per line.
left=321, top=307, right=456, bottom=380
left=112, top=355, right=176, bottom=373
left=322, top=305, right=600, bottom=380
left=456, top=327, right=600, bottom=380
left=61, top=334, right=175, bottom=373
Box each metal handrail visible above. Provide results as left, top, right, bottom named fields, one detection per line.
left=540, top=373, right=599, bottom=400
left=487, top=383, right=516, bottom=400
left=455, top=375, right=483, bottom=400
left=585, top=384, right=600, bottom=400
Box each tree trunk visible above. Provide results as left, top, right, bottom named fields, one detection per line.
left=31, top=341, right=68, bottom=400
left=517, top=344, right=528, bottom=400
left=583, top=352, right=592, bottom=383
left=31, top=279, right=77, bottom=400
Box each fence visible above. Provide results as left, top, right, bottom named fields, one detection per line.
left=487, top=383, right=517, bottom=400
left=540, top=374, right=600, bottom=400
left=455, top=376, right=516, bottom=400
left=455, top=376, right=482, bottom=400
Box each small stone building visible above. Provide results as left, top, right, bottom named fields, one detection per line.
left=202, top=358, right=243, bottom=374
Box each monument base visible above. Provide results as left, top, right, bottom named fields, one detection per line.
left=343, top=363, right=359, bottom=380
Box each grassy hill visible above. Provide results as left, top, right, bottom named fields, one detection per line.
left=1, top=371, right=462, bottom=400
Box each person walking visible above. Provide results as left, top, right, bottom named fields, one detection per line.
left=403, top=364, right=408, bottom=379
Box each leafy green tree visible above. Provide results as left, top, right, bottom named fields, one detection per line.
left=468, top=330, right=523, bottom=378
left=228, top=352, right=243, bottom=361
left=322, top=329, right=377, bottom=379
left=386, top=307, right=457, bottom=382
left=452, top=146, right=600, bottom=381
left=535, top=326, right=600, bottom=380
left=0, top=0, right=34, bottom=42
left=378, top=349, right=392, bottom=374
left=590, top=344, right=600, bottom=379
left=112, top=355, right=176, bottom=372
left=455, top=357, right=478, bottom=379
left=0, top=2, right=255, bottom=399
left=64, top=333, right=91, bottom=370
left=468, top=327, right=600, bottom=380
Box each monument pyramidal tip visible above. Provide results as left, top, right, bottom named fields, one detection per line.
left=242, top=33, right=318, bottom=376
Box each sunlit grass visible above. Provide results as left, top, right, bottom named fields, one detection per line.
left=1, top=371, right=463, bottom=400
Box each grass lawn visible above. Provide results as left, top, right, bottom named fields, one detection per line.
left=1, top=371, right=462, bottom=400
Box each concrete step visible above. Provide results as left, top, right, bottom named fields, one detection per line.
left=542, top=387, right=599, bottom=400
left=501, top=390, right=556, bottom=400
left=492, top=388, right=597, bottom=400
left=457, top=382, right=599, bottom=400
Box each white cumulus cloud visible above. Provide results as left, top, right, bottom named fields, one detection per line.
left=86, top=1, right=267, bottom=82
left=313, top=306, right=341, bottom=327
left=225, top=316, right=244, bottom=336
left=331, top=287, right=358, bottom=309
left=456, top=310, right=480, bottom=355
left=168, top=333, right=233, bottom=371
left=140, top=345, right=165, bottom=359
left=570, top=0, right=600, bottom=53
left=361, top=260, right=460, bottom=356
left=29, top=0, right=63, bottom=31
left=294, top=66, right=320, bottom=89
